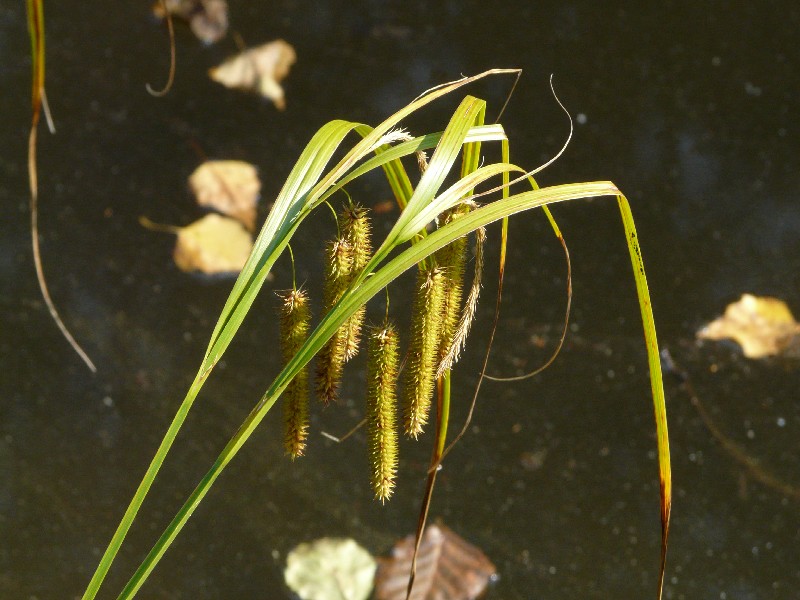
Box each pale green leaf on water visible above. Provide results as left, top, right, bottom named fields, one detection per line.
left=284, top=538, right=376, bottom=600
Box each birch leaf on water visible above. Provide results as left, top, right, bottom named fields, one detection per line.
left=173, top=214, right=253, bottom=275
left=152, top=0, right=229, bottom=44
left=284, top=538, right=376, bottom=600
left=697, top=293, right=800, bottom=358
left=209, top=40, right=297, bottom=109
left=374, top=524, right=496, bottom=600
left=189, top=160, right=261, bottom=231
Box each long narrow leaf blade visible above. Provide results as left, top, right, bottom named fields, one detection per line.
left=616, top=194, right=671, bottom=600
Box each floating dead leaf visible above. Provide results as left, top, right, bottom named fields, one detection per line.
left=697, top=293, right=800, bottom=358
left=172, top=214, right=252, bottom=275
left=188, top=160, right=260, bottom=230
left=375, top=524, right=496, bottom=600
left=152, top=0, right=229, bottom=44
left=209, top=40, right=297, bottom=109
left=284, top=537, right=376, bottom=600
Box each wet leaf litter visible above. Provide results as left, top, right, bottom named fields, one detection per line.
left=374, top=525, right=496, bottom=600
left=142, top=13, right=293, bottom=273
left=189, top=160, right=261, bottom=231
left=281, top=526, right=495, bottom=600
left=697, top=294, right=800, bottom=358
left=209, top=40, right=297, bottom=109
left=152, top=0, right=229, bottom=44
left=172, top=214, right=252, bottom=274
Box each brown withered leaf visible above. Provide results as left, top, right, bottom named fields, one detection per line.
left=173, top=214, right=252, bottom=275
left=152, top=0, right=229, bottom=44
left=209, top=40, right=297, bottom=109
left=188, top=160, right=260, bottom=231
left=697, top=293, right=800, bottom=358
left=374, top=524, right=496, bottom=600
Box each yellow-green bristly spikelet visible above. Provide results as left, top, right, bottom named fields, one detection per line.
left=434, top=205, right=470, bottom=361
left=403, top=265, right=446, bottom=438
left=277, top=289, right=311, bottom=459
left=365, top=322, right=400, bottom=502
left=340, top=202, right=372, bottom=361
left=316, top=236, right=353, bottom=404
left=315, top=202, right=373, bottom=403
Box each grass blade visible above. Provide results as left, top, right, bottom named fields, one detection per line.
left=616, top=194, right=671, bottom=600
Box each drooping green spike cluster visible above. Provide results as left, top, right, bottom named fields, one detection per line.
left=315, top=202, right=372, bottom=404
left=434, top=205, right=470, bottom=362
left=402, top=265, right=447, bottom=438
left=277, top=289, right=311, bottom=459
left=340, top=203, right=371, bottom=361
left=365, top=322, right=400, bottom=502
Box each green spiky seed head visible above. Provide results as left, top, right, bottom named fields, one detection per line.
left=403, top=266, right=446, bottom=438
left=315, top=237, right=353, bottom=404
left=340, top=203, right=372, bottom=362
left=277, top=289, right=311, bottom=459
left=435, top=206, right=470, bottom=362
left=366, top=322, right=399, bottom=502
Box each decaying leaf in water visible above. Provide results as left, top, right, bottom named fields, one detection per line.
left=173, top=214, right=253, bottom=275
left=374, top=524, right=496, bottom=600
left=697, top=293, right=800, bottom=358
left=188, top=160, right=260, bottom=231
left=152, top=0, right=229, bottom=44
left=284, top=538, right=376, bottom=600
left=209, top=40, right=297, bottom=109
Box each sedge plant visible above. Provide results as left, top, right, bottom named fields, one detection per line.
left=80, top=69, right=671, bottom=600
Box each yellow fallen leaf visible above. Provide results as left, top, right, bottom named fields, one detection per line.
left=209, top=39, right=297, bottom=109
left=153, top=0, right=229, bottom=44
left=173, top=214, right=253, bottom=275
left=697, top=294, right=800, bottom=358
left=189, top=160, right=260, bottom=231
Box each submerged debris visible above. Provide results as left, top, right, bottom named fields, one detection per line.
left=189, top=160, right=261, bottom=231
left=697, top=293, right=800, bottom=358
left=209, top=39, right=297, bottom=109
left=153, top=0, right=229, bottom=44
left=374, top=524, right=496, bottom=600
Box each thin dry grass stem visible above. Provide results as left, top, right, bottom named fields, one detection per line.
left=146, top=0, right=176, bottom=97
left=403, top=266, right=446, bottom=438
left=320, top=418, right=366, bottom=443
left=442, top=75, right=575, bottom=212
left=437, top=225, right=485, bottom=377
left=277, top=289, right=311, bottom=459
left=483, top=233, right=571, bottom=382
left=27, top=0, right=96, bottom=372
left=366, top=323, right=400, bottom=502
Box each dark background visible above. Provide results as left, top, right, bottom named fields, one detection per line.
left=1, top=2, right=799, bottom=598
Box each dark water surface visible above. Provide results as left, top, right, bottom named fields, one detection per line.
left=2, top=2, right=799, bottom=599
